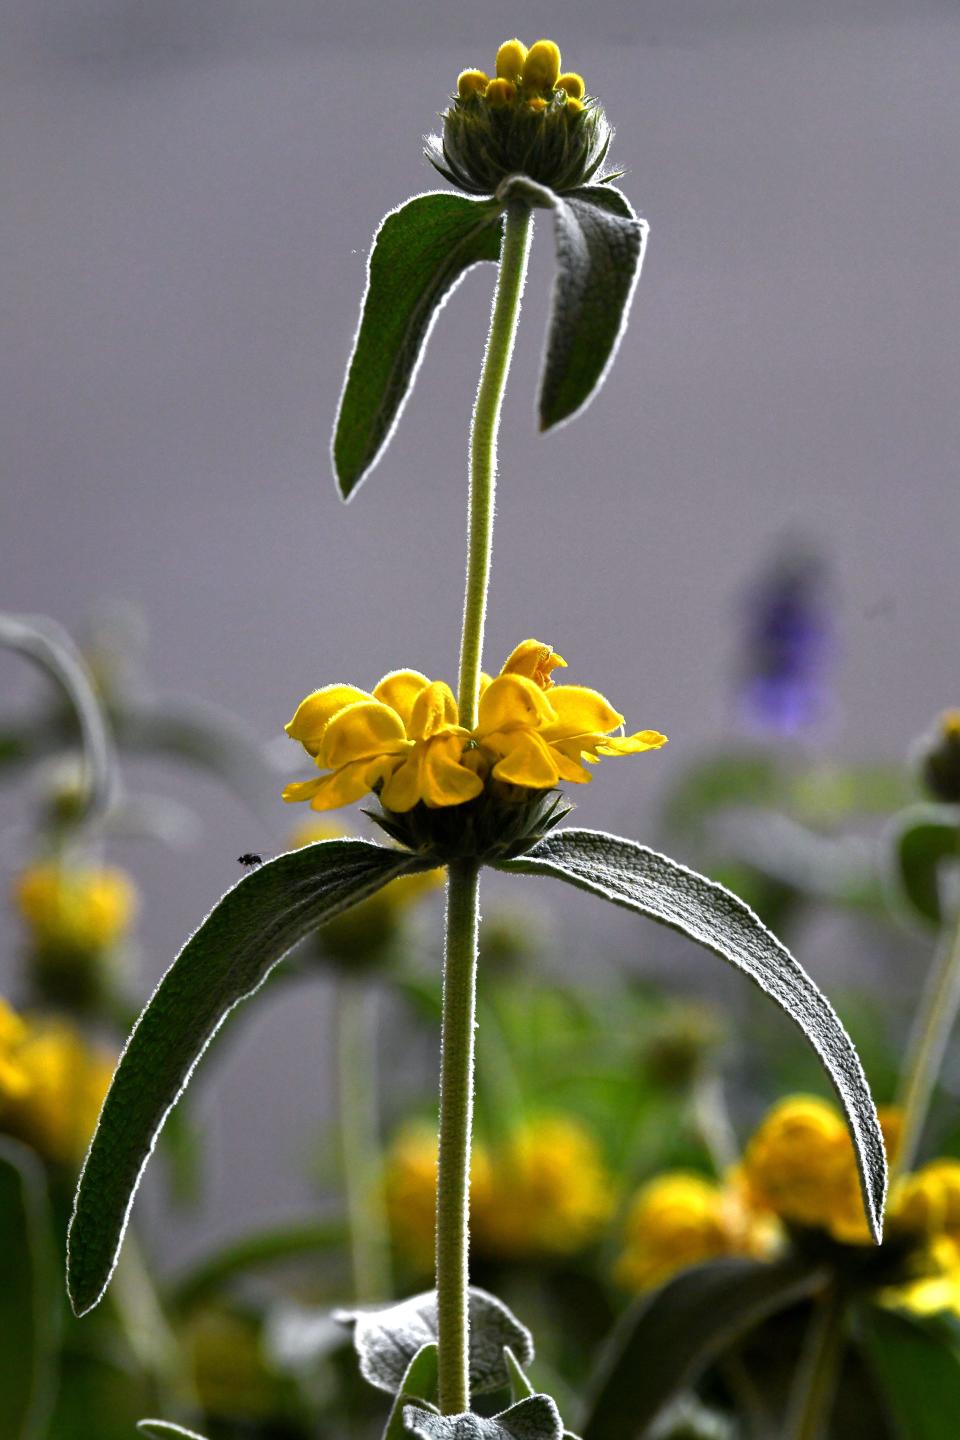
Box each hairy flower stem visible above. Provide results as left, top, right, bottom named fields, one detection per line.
left=894, top=884, right=960, bottom=1179
left=337, top=977, right=392, bottom=1303
left=457, top=200, right=533, bottom=731
left=785, top=1286, right=846, bottom=1440
left=436, top=859, right=481, bottom=1414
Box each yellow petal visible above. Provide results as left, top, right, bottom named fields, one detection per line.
left=542, top=685, right=623, bottom=740
left=282, top=776, right=327, bottom=804
left=307, top=756, right=398, bottom=812
left=319, top=701, right=410, bottom=769
left=285, top=685, right=372, bottom=756
left=495, top=39, right=527, bottom=80
left=596, top=730, right=668, bottom=755
left=380, top=753, right=423, bottom=813
left=546, top=740, right=593, bottom=783
left=490, top=732, right=559, bottom=788
left=477, top=675, right=556, bottom=736
left=373, top=669, right=432, bottom=730
left=409, top=681, right=461, bottom=740
left=420, top=735, right=485, bottom=807
left=500, top=639, right=567, bottom=689
left=522, top=39, right=561, bottom=92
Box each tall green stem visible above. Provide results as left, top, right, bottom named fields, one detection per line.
left=784, top=1286, right=846, bottom=1440
left=436, top=860, right=481, bottom=1414
left=457, top=201, right=533, bottom=731
left=337, top=976, right=392, bottom=1303
left=894, top=885, right=960, bottom=1179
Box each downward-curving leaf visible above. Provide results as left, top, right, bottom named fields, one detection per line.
left=498, top=828, right=887, bottom=1241
left=859, top=1303, right=960, bottom=1440
left=579, top=1255, right=824, bottom=1440
left=498, top=177, right=646, bottom=431
left=68, top=840, right=436, bottom=1317
left=0, top=1139, right=59, bottom=1440
left=333, top=191, right=503, bottom=498
left=339, top=1288, right=534, bottom=1396
left=0, top=610, right=117, bottom=818
left=404, top=1396, right=562, bottom=1440
left=138, top=1423, right=210, bottom=1440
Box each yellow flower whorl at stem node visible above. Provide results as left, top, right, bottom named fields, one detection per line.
left=282, top=640, right=665, bottom=862
left=557, top=72, right=585, bottom=100
left=522, top=40, right=562, bottom=93
left=386, top=1114, right=612, bottom=1270
left=14, top=861, right=137, bottom=956
left=426, top=37, right=612, bottom=196
left=495, top=39, right=527, bottom=81
left=614, top=1171, right=779, bottom=1293
left=919, top=708, right=960, bottom=803
left=0, top=998, right=114, bottom=1166
left=457, top=69, right=490, bottom=100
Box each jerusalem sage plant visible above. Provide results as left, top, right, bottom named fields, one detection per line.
left=69, top=37, right=887, bottom=1435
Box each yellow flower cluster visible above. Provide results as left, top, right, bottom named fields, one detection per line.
left=385, top=1114, right=614, bottom=1270
left=617, top=1094, right=960, bottom=1317
left=615, top=1171, right=778, bottom=1293
left=284, top=639, right=666, bottom=815
left=0, top=997, right=113, bottom=1165
left=13, top=860, right=137, bottom=956
left=457, top=39, right=587, bottom=116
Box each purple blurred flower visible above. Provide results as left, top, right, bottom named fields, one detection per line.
left=738, top=550, right=834, bottom=737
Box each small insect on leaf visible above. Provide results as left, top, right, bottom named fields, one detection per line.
left=236, top=853, right=264, bottom=869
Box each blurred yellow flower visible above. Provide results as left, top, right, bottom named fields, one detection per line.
left=13, top=860, right=137, bottom=955
left=284, top=641, right=666, bottom=816
left=0, top=999, right=113, bottom=1165
left=615, top=1171, right=779, bottom=1293
left=471, top=1115, right=615, bottom=1259
left=742, top=1095, right=857, bottom=1232
left=385, top=1114, right=612, bottom=1269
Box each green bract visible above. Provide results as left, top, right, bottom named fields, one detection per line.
left=426, top=94, right=612, bottom=197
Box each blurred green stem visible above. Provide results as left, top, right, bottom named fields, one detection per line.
left=337, top=977, right=392, bottom=1303
left=111, top=1235, right=181, bottom=1398
left=457, top=200, right=532, bottom=730
left=895, top=887, right=960, bottom=1178
left=436, top=860, right=481, bottom=1414
left=785, top=1286, right=845, bottom=1440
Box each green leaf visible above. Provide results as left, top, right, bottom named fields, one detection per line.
left=498, top=177, right=646, bottom=431
left=859, top=1303, right=960, bottom=1439
left=383, top=1343, right=440, bottom=1440
left=498, top=828, right=887, bottom=1243
left=890, top=804, right=960, bottom=927
left=579, top=1255, right=824, bottom=1440
left=0, top=610, right=117, bottom=818
left=0, top=1139, right=59, bottom=1440
left=333, top=191, right=503, bottom=498
left=339, top=1287, right=534, bottom=1396
left=138, top=1424, right=210, bottom=1440
left=505, top=1346, right=536, bottom=1402
left=404, top=1396, right=562, bottom=1440
left=68, top=839, right=435, bottom=1317
left=169, top=1216, right=347, bottom=1311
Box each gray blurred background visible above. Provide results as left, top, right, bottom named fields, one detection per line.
left=2, top=0, right=959, bottom=1268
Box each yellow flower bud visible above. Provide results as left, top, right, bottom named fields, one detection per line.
left=495, top=39, right=527, bottom=81
left=522, top=39, right=561, bottom=93
left=564, top=97, right=584, bottom=116
left=484, top=77, right=515, bottom=107
left=556, top=73, right=585, bottom=100
left=457, top=69, right=489, bottom=100
left=526, top=97, right=548, bottom=114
